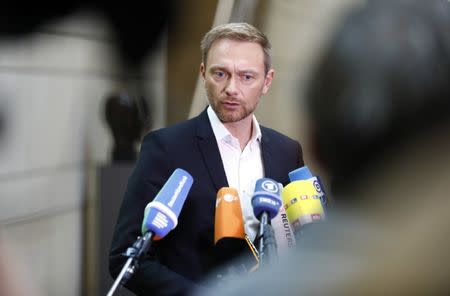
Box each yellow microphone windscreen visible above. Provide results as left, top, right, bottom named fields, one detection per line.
left=281, top=180, right=325, bottom=229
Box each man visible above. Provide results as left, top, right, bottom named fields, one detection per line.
left=109, top=22, right=303, bottom=296
left=194, top=0, right=450, bottom=295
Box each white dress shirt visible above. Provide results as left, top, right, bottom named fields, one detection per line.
left=207, top=106, right=263, bottom=241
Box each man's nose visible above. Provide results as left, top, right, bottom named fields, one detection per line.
left=225, top=76, right=239, bottom=97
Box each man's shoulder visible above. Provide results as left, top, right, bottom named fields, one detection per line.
left=141, top=112, right=207, bottom=144
left=143, top=118, right=193, bottom=141
left=156, top=117, right=197, bottom=135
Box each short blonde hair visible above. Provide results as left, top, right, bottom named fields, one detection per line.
left=200, top=22, right=272, bottom=74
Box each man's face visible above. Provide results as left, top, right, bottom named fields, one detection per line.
left=200, top=38, right=274, bottom=123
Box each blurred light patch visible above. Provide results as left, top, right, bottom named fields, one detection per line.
left=0, top=97, right=6, bottom=150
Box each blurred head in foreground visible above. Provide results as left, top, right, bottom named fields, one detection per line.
left=194, top=0, right=450, bottom=295
left=307, top=0, right=450, bottom=202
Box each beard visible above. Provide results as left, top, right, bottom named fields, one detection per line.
left=210, top=99, right=255, bottom=123
left=206, top=92, right=257, bottom=123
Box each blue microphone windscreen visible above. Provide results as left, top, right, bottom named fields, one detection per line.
left=252, top=178, right=282, bottom=220
left=154, top=168, right=193, bottom=217
left=142, top=168, right=193, bottom=238
left=288, top=166, right=313, bottom=182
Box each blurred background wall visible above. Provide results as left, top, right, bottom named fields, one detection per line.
left=0, top=1, right=361, bottom=295
left=0, top=9, right=167, bottom=296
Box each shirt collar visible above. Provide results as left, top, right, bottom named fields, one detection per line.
left=251, top=115, right=262, bottom=143
left=207, top=105, right=262, bottom=143
left=207, top=106, right=231, bottom=141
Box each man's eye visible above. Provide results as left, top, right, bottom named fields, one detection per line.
left=214, top=71, right=226, bottom=78
left=242, top=74, right=254, bottom=81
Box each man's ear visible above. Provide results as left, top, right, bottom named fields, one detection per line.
left=262, top=69, right=275, bottom=95
left=200, top=63, right=206, bottom=81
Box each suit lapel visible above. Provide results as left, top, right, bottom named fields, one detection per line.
left=195, top=110, right=229, bottom=191
left=261, top=128, right=288, bottom=184
left=261, top=129, right=275, bottom=179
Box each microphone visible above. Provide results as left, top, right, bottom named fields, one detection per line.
left=251, top=178, right=282, bottom=266
left=214, top=187, right=258, bottom=272
left=271, top=184, right=296, bottom=251
left=282, top=166, right=326, bottom=238
left=142, top=168, right=193, bottom=240
left=215, top=188, right=245, bottom=244
left=107, top=168, right=193, bottom=296
left=288, top=165, right=328, bottom=211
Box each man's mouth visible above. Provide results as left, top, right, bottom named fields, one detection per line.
left=221, top=101, right=240, bottom=110
left=222, top=98, right=240, bottom=105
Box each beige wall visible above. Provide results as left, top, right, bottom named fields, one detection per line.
left=255, top=0, right=362, bottom=178
left=167, top=0, right=218, bottom=124
left=0, top=12, right=166, bottom=296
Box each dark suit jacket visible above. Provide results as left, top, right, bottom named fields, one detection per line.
left=109, top=109, right=303, bottom=296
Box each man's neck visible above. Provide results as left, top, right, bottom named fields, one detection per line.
left=223, top=115, right=254, bottom=151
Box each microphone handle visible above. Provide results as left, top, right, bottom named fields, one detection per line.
left=262, top=224, right=277, bottom=266
left=257, top=213, right=279, bottom=267
left=106, top=257, right=133, bottom=296
left=136, top=231, right=154, bottom=261
left=106, top=231, right=154, bottom=296
left=257, top=212, right=269, bottom=262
